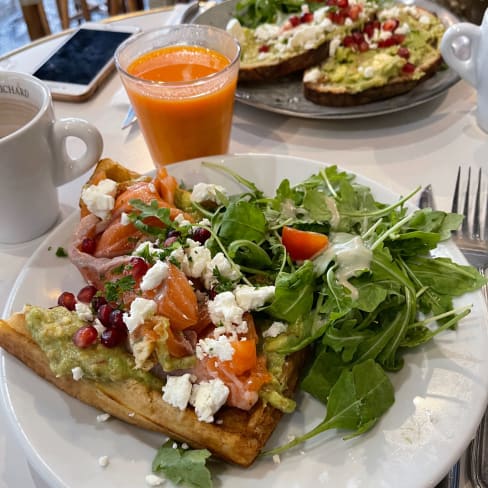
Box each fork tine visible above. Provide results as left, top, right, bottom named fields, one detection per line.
left=473, top=168, right=482, bottom=239
left=452, top=166, right=461, bottom=214
left=461, top=167, right=471, bottom=237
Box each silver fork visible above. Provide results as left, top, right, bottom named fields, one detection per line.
left=450, top=166, right=488, bottom=488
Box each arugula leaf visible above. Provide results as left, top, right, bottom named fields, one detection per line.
left=234, top=0, right=303, bottom=28
left=267, top=261, right=315, bottom=323
left=266, top=360, right=394, bottom=455
left=218, top=200, right=266, bottom=244
left=404, top=256, right=487, bottom=295
left=152, top=440, right=212, bottom=488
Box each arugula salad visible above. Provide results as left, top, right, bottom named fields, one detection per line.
left=147, top=161, right=485, bottom=484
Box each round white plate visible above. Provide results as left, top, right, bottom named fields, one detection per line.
left=194, top=0, right=460, bottom=120
left=2, top=154, right=488, bottom=488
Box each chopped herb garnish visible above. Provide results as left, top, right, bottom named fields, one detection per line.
left=104, top=275, right=136, bottom=303
left=55, top=247, right=68, bottom=257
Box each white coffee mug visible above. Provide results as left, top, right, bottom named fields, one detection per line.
left=0, top=71, right=103, bottom=244
left=441, top=9, right=488, bottom=133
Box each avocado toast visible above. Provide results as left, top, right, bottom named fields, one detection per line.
left=303, top=4, right=445, bottom=105
left=228, top=0, right=380, bottom=81
left=227, top=0, right=446, bottom=105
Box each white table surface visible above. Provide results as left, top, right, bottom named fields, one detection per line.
left=0, top=5, right=486, bottom=487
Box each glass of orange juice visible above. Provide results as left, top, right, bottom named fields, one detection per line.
left=115, top=25, right=240, bottom=168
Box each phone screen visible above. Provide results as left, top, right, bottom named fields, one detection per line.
left=33, top=29, right=133, bottom=85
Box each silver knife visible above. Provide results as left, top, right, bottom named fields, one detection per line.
left=121, top=105, right=136, bottom=130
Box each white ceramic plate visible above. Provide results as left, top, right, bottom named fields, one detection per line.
left=194, top=0, right=460, bottom=119
left=2, top=154, right=488, bottom=488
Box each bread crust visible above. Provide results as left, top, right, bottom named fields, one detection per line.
left=303, top=56, right=443, bottom=107
left=239, top=39, right=331, bottom=82
left=0, top=313, right=303, bottom=467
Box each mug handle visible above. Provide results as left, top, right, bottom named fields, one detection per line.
left=51, top=118, right=103, bottom=186
left=440, top=23, right=481, bottom=88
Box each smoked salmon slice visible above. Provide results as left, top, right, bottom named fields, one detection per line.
left=155, top=263, right=199, bottom=331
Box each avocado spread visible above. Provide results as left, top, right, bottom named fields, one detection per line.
left=25, top=306, right=163, bottom=390
left=314, top=7, right=445, bottom=92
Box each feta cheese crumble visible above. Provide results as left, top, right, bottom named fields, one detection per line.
left=196, top=336, right=235, bottom=361
left=208, top=292, right=247, bottom=336
left=190, top=182, right=228, bottom=205
left=145, top=473, right=165, bottom=486
left=234, top=285, right=275, bottom=311
left=71, top=366, right=84, bottom=381
left=123, top=297, right=157, bottom=333
left=140, top=261, right=169, bottom=291
left=162, top=373, right=194, bottom=410
left=263, top=321, right=288, bottom=338
left=190, top=378, right=230, bottom=423
left=98, top=455, right=109, bottom=467
left=81, top=179, right=117, bottom=220
left=96, top=413, right=111, bottom=422
left=75, top=302, right=93, bottom=322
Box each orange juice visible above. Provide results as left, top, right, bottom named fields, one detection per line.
left=121, top=41, right=239, bottom=167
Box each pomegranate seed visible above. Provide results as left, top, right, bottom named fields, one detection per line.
left=72, top=325, right=98, bottom=348
left=80, top=237, right=96, bottom=255
left=101, top=327, right=127, bottom=348
left=397, top=47, right=410, bottom=59
left=91, top=295, right=107, bottom=311
left=337, top=0, right=348, bottom=7
left=342, top=35, right=356, bottom=48
left=58, top=291, right=76, bottom=311
left=166, top=229, right=181, bottom=239
left=352, top=30, right=362, bottom=42
left=329, top=11, right=345, bottom=25
left=164, top=235, right=180, bottom=247
left=378, top=37, right=396, bottom=48
left=382, top=19, right=399, bottom=32
left=97, top=303, right=114, bottom=326
left=402, top=62, right=416, bottom=74
left=191, top=227, right=211, bottom=244
left=326, top=0, right=337, bottom=5
left=358, top=41, right=369, bottom=52
left=77, top=285, right=98, bottom=303
left=258, top=44, right=270, bottom=53
left=130, top=257, right=149, bottom=281
left=289, top=15, right=300, bottom=27
left=109, top=309, right=127, bottom=331
left=363, top=21, right=375, bottom=38
left=300, top=12, right=314, bottom=23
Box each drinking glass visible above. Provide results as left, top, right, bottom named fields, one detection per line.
left=115, top=24, right=240, bottom=168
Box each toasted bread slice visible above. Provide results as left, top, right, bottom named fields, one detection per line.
left=229, top=2, right=378, bottom=82
left=303, top=5, right=445, bottom=106
left=0, top=311, right=304, bottom=467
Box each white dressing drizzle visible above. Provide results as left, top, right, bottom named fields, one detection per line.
left=325, top=196, right=340, bottom=229
left=313, top=232, right=372, bottom=300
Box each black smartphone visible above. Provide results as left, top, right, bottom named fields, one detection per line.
left=32, top=23, right=140, bottom=102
